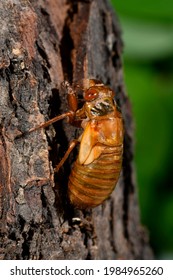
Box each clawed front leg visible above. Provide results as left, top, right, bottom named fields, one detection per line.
left=62, top=81, right=78, bottom=113
left=61, top=81, right=86, bottom=127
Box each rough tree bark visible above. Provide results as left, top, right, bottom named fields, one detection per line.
left=0, top=0, right=153, bottom=259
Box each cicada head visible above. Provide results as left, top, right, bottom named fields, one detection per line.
left=83, top=82, right=116, bottom=118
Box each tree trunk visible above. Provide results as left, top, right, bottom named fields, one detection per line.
left=0, top=0, right=153, bottom=260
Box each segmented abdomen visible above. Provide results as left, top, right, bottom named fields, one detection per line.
left=68, top=145, right=123, bottom=209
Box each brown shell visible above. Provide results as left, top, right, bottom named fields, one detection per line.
left=68, top=109, right=123, bottom=209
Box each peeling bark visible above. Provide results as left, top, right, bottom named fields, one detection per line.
left=0, top=0, right=153, bottom=259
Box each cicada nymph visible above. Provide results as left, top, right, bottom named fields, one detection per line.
left=26, top=79, right=124, bottom=209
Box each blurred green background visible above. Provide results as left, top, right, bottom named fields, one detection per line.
left=111, top=0, right=173, bottom=258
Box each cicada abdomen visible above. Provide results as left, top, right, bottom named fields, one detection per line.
left=68, top=145, right=123, bottom=209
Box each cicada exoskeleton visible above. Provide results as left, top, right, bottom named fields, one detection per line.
left=24, top=79, right=124, bottom=209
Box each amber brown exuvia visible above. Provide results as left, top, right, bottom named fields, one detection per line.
left=26, top=79, right=124, bottom=209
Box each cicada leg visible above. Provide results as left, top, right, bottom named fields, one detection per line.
left=54, top=139, right=79, bottom=173
left=27, top=111, right=74, bottom=134
left=16, top=82, right=82, bottom=137
left=62, top=81, right=78, bottom=113
left=16, top=82, right=86, bottom=171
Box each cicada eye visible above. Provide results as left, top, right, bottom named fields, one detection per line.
left=84, top=88, right=99, bottom=101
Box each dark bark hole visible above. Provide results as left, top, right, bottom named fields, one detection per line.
left=59, top=3, right=78, bottom=82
